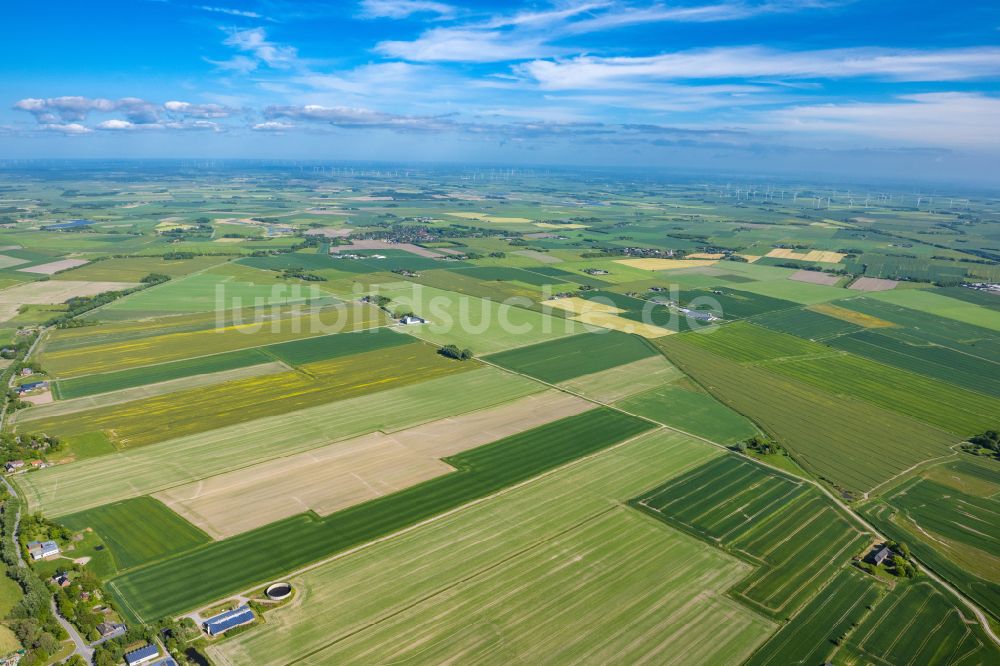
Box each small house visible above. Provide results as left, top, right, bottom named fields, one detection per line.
left=53, top=573, right=70, bottom=588
left=20, top=368, right=33, bottom=377
left=400, top=315, right=426, bottom=325
left=124, top=644, right=160, bottom=666
left=203, top=605, right=255, bottom=636
left=16, top=381, right=48, bottom=395
left=869, top=545, right=893, bottom=566
left=27, top=540, right=59, bottom=560
left=96, top=622, right=126, bottom=640
left=5, top=460, right=24, bottom=472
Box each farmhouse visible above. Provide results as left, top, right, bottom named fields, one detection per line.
left=16, top=380, right=48, bottom=395
left=96, top=622, right=126, bottom=641
left=203, top=605, right=255, bottom=636
left=123, top=644, right=160, bottom=666
left=4, top=460, right=24, bottom=472
left=400, top=315, right=426, bottom=325
left=869, top=545, right=893, bottom=566
left=678, top=307, right=719, bottom=322
left=26, top=540, right=59, bottom=560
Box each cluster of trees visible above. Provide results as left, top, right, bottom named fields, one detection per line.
left=0, top=432, right=61, bottom=464
left=1, top=494, right=67, bottom=665
left=438, top=345, right=472, bottom=361
left=46, top=274, right=170, bottom=327
left=0, top=332, right=38, bottom=412
left=277, top=267, right=326, bottom=282
left=963, top=430, right=1000, bottom=459
left=54, top=567, right=105, bottom=641
left=884, top=541, right=917, bottom=578
left=732, top=435, right=783, bottom=456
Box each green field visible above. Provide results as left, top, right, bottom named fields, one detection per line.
left=485, top=330, right=656, bottom=383
left=657, top=336, right=956, bottom=495
left=61, top=497, right=210, bottom=571
left=207, top=430, right=770, bottom=666
left=845, top=580, right=997, bottom=665
left=19, top=367, right=542, bottom=516
left=632, top=456, right=868, bottom=619
left=53, top=347, right=273, bottom=399
left=861, top=471, right=1000, bottom=620
left=366, top=281, right=582, bottom=353
left=260, top=326, right=411, bottom=365
left=30, top=340, right=466, bottom=449
left=107, top=408, right=655, bottom=621
left=868, top=289, right=1000, bottom=331
left=616, top=381, right=758, bottom=444
left=759, top=352, right=1000, bottom=435
left=744, top=566, right=882, bottom=666
left=827, top=329, right=1000, bottom=398
left=677, top=320, right=827, bottom=362
left=751, top=306, right=862, bottom=340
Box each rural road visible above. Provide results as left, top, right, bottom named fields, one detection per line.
left=50, top=596, right=95, bottom=663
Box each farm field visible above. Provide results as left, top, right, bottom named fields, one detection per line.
left=861, top=466, right=1000, bottom=620
left=0, top=280, right=138, bottom=321
left=843, top=580, right=997, bottom=665
left=18, top=367, right=542, bottom=516
left=50, top=346, right=273, bottom=399
left=154, top=391, right=593, bottom=538
left=868, top=288, right=1000, bottom=330
left=105, top=408, right=655, bottom=621
left=632, top=455, right=868, bottom=619
left=51, top=255, right=229, bottom=281
left=207, top=430, right=762, bottom=666
left=20, top=361, right=288, bottom=424
left=616, top=381, right=758, bottom=444
left=60, top=497, right=210, bottom=572
left=39, top=302, right=387, bottom=377
left=657, top=335, right=958, bottom=495
left=364, top=281, right=581, bottom=353
left=744, top=566, right=882, bottom=666
left=556, top=354, right=682, bottom=402
left=26, top=340, right=470, bottom=449
left=485, top=330, right=656, bottom=383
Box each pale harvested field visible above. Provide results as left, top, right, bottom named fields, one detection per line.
left=513, top=250, right=562, bottom=264
left=542, top=296, right=623, bottom=315
left=19, top=368, right=541, bottom=516
left=329, top=240, right=444, bottom=258
left=0, top=280, right=138, bottom=321
left=18, top=258, right=90, bottom=274
left=155, top=391, right=591, bottom=538
left=446, top=212, right=534, bottom=224
left=573, top=310, right=674, bottom=338
left=687, top=252, right=726, bottom=260
left=789, top=270, right=840, bottom=286
left=849, top=276, right=898, bottom=291
left=304, top=227, right=352, bottom=237
left=0, top=255, right=29, bottom=269
left=208, top=431, right=772, bottom=666
left=533, top=222, right=588, bottom=229
left=16, top=362, right=288, bottom=423
left=765, top=248, right=845, bottom=263
left=212, top=237, right=245, bottom=243
left=614, top=258, right=719, bottom=271
left=808, top=303, right=896, bottom=328
left=558, top=355, right=682, bottom=402
left=738, top=254, right=763, bottom=263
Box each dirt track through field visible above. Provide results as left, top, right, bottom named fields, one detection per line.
left=155, top=391, right=592, bottom=539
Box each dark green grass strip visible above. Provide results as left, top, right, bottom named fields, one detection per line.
left=485, top=330, right=656, bottom=383
left=61, top=497, right=210, bottom=571
left=54, top=348, right=272, bottom=399
left=107, top=408, right=654, bottom=622
left=263, top=327, right=409, bottom=366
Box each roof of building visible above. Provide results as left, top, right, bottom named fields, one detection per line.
left=124, top=644, right=159, bottom=664
left=28, top=540, right=58, bottom=551
left=204, top=605, right=255, bottom=634
left=872, top=546, right=893, bottom=563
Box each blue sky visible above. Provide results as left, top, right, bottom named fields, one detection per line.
left=3, top=1, right=999, bottom=183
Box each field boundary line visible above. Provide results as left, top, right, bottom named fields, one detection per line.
left=284, top=506, right=623, bottom=664
left=178, top=425, right=663, bottom=623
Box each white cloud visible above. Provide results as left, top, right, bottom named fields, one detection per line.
left=377, top=28, right=559, bottom=62
left=223, top=27, right=298, bottom=69
left=96, top=119, right=136, bottom=130
left=252, top=121, right=296, bottom=131
left=359, top=0, right=455, bottom=19
left=38, top=123, right=92, bottom=135
left=198, top=5, right=263, bottom=19
left=164, top=101, right=235, bottom=118
left=517, top=46, right=1000, bottom=89
left=765, top=93, right=1000, bottom=149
